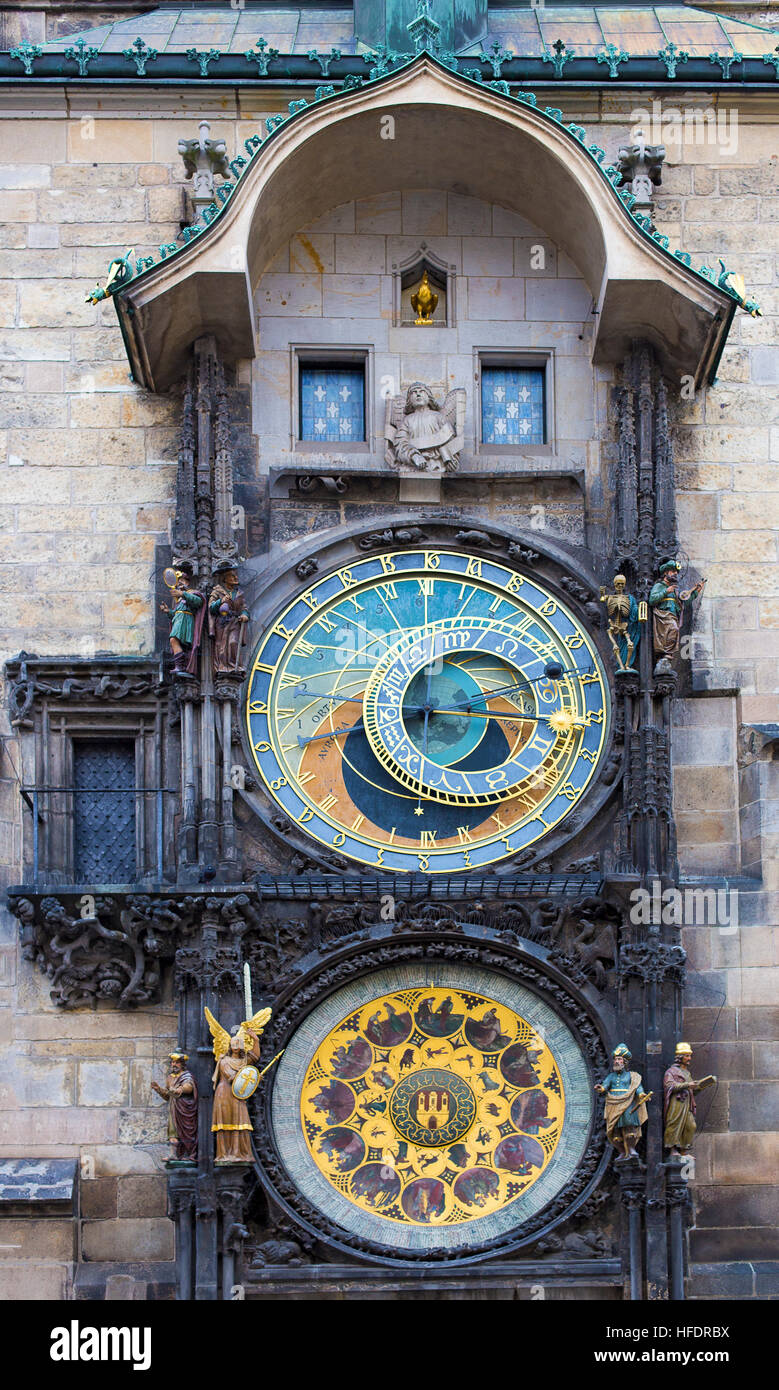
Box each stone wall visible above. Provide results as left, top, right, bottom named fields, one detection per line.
left=651, top=106, right=779, bottom=723
left=0, top=86, right=776, bottom=1295
left=255, top=187, right=599, bottom=549
left=652, top=112, right=779, bottom=1289
left=255, top=188, right=595, bottom=469
left=0, top=105, right=218, bottom=1296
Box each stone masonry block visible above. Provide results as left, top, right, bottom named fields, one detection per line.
left=137, top=165, right=169, bottom=186
left=69, top=394, right=123, bottom=429
left=302, top=201, right=354, bottom=234
left=116, top=1175, right=167, bottom=1219
left=334, top=235, right=386, bottom=275
left=673, top=765, right=737, bottom=814
left=718, top=628, right=779, bottom=659
left=751, top=347, right=779, bottom=385
left=0, top=284, right=15, bottom=328
left=525, top=278, right=592, bottom=321
left=322, top=274, right=381, bottom=318
left=690, top=1228, right=779, bottom=1263
left=0, top=1107, right=117, bottom=1151
left=447, top=193, right=491, bottom=235
left=515, top=238, right=557, bottom=278
left=720, top=493, right=779, bottom=530
left=719, top=162, right=778, bottom=196
left=3, top=193, right=37, bottom=222
left=355, top=192, right=401, bottom=234
left=728, top=1082, right=779, bottom=1132
left=728, top=967, right=779, bottom=1008
left=80, top=1177, right=118, bottom=1220
left=290, top=233, right=334, bottom=275
left=71, top=467, right=172, bottom=506
left=467, top=277, right=525, bottom=321
left=0, top=1262, right=71, bottom=1301
left=0, top=330, right=71, bottom=362
left=0, top=395, right=68, bottom=428
left=146, top=186, right=186, bottom=223
left=66, top=119, right=153, bottom=165
left=709, top=1131, right=779, bottom=1184
left=257, top=274, right=322, bottom=316
left=695, top=1183, right=778, bottom=1228
left=734, top=465, right=779, bottom=492
left=676, top=426, right=769, bottom=464
left=53, top=165, right=137, bottom=190
left=81, top=1218, right=173, bottom=1263
left=461, top=237, right=514, bottom=276
left=704, top=565, right=779, bottom=599
left=76, top=1062, right=129, bottom=1108
left=90, top=1145, right=160, bottom=1179
left=401, top=191, right=446, bottom=236
left=0, top=1220, right=74, bottom=1262
left=37, top=190, right=147, bottom=225
left=1, top=468, right=71, bottom=504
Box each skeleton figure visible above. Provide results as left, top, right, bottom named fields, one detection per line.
left=600, top=574, right=642, bottom=671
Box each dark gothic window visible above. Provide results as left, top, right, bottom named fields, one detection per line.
left=481, top=365, right=546, bottom=445
left=73, top=740, right=137, bottom=883
left=299, top=363, right=366, bottom=442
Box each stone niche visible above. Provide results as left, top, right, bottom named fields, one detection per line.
left=253, top=188, right=598, bottom=487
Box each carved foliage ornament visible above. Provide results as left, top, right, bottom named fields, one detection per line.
left=9, top=893, right=187, bottom=1010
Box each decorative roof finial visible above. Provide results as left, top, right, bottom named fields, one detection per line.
left=407, top=0, right=441, bottom=56
left=178, top=120, right=230, bottom=218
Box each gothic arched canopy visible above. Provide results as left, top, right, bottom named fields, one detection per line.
left=114, top=56, right=735, bottom=391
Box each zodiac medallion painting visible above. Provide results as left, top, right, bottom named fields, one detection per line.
left=299, top=986, right=566, bottom=1227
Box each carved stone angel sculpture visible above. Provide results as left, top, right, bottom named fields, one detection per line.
left=385, top=381, right=465, bottom=475
left=205, top=1005, right=271, bottom=1163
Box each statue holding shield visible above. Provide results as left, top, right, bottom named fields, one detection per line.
left=205, top=1006, right=276, bottom=1163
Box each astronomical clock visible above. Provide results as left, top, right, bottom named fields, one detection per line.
left=246, top=548, right=610, bottom=874
left=274, top=969, right=592, bottom=1251
left=241, top=542, right=616, bottom=1262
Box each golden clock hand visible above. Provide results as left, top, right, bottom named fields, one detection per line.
left=428, top=706, right=586, bottom=731
left=296, top=705, right=461, bottom=746
left=440, top=665, right=594, bottom=713
left=297, top=720, right=365, bottom=747
left=427, top=706, right=531, bottom=722
left=292, top=688, right=364, bottom=704
left=439, top=678, right=538, bottom=711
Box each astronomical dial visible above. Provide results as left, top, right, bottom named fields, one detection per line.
left=246, top=549, right=610, bottom=873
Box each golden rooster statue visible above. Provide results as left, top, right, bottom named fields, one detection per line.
left=411, top=269, right=438, bottom=325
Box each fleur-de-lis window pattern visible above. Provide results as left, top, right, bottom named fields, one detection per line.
left=481, top=366, right=545, bottom=445
left=300, top=365, right=365, bottom=442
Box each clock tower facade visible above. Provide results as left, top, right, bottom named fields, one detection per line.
left=3, top=0, right=775, bottom=1304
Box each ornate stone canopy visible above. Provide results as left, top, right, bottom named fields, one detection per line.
left=114, top=55, right=736, bottom=392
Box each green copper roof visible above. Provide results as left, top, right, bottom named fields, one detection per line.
left=35, top=5, right=779, bottom=59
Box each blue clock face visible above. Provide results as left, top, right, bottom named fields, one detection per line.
left=245, top=549, right=610, bottom=874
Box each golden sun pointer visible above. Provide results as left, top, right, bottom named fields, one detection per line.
left=547, top=709, right=577, bottom=734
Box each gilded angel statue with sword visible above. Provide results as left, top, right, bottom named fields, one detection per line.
left=204, top=1005, right=282, bottom=1163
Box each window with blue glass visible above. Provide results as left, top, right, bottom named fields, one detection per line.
left=481, top=365, right=545, bottom=445
left=299, top=363, right=366, bottom=442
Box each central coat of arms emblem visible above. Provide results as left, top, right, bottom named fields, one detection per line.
left=389, top=1067, right=476, bottom=1147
